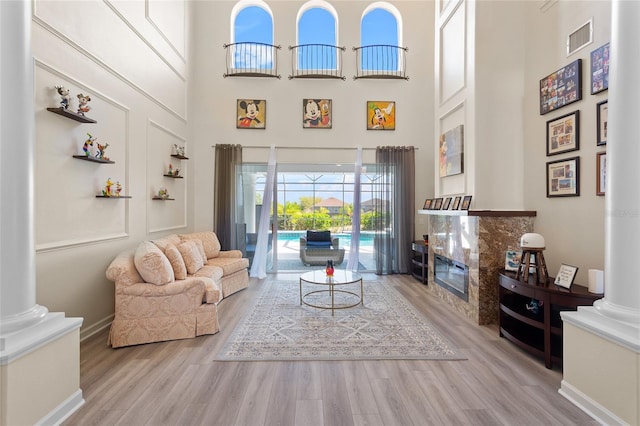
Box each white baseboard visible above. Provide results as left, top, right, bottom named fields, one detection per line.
left=80, top=315, right=113, bottom=342
left=559, top=380, right=627, bottom=426
left=35, top=389, right=84, bottom=426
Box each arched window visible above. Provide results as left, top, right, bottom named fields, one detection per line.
left=296, top=1, right=339, bottom=71
left=359, top=3, right=404, bottom=73
left=230, top=1, right=275, bottom=72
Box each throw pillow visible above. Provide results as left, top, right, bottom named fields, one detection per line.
left=134, top=241, right=175, bottom=285
left=165, top=243, right=187, bottom=280
left=192, top=239, right=208, bottom=264
left=307, top=230, right=331, bottom=242
left=177, top=240, right=204, bottom=274
left=179, top=232, right=221, bottom=258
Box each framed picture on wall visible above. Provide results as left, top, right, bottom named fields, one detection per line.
left=303, top=99, right=332, bottom=128
left=367, top=101, right=396, bottom=130
left=546, top=110, right=579, bottom=156
left=439, top=125, right=464, bottom=177
left=237, top=99, right=266, bottom=129
left=546, top=156, right=580, bottom=197
left=590, top=42, right=610, bottom=94
left=596, top=151, right=606, bottom=196
left=539, top=59, right=582, bottom=115
left=597, top=100, right=608, bottom=145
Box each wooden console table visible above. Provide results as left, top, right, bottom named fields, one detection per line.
left=498, top=270, right=602, bottom=369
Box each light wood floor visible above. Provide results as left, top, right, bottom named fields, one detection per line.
left=64, top=273, right=597, bottom=426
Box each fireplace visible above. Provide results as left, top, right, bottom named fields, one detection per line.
left=433, top=254, right=469, bottom=302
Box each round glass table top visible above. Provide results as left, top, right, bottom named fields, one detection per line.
left=300, top=269, right=362, bottom=285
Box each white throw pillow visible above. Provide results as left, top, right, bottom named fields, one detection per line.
left=177, top=240, right=205, bottom=274
left=134, top=241, right=175, bottom=285
left=165, top=243, right=187, bottom=280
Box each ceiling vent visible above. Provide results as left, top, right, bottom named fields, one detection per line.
left=567, top=19, right=593, bottom=56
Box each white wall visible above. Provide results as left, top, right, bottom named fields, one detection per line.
left=522, top=0, right=610, bottom=285
left=32, top=0, right=191, bottom=337
left=190, top=0, right=436, bottom=233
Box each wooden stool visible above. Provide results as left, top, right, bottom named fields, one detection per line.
left=516, top=249, right=548, bottom=284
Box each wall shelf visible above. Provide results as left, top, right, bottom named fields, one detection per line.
left=96, top=195, right=131, bottom=198
left=171, top=154, right=189, bottom=160
left=73, top=155, right=114, bottom=164
left=47, top=107, right=97, bottom=124
left=152, top=197, right=175, bottom=200
left=163, top=174, right=183, bottom=178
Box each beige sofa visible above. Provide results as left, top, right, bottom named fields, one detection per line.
left=106, top=231, right=249, bottom=348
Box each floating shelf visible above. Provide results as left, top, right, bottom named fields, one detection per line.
left=73, top=155, right=114, bottom=164
left=47, top=107, right=97, bottom=124
left=152, top=197, right=175, bottom=200
left=171, top=154, right=189, bottom=160
left=96, top=195, right=132, bottom=198
left=163, top=174, right=184, bottom=178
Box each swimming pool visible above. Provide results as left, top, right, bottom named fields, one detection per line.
left=276, top=231, right=375, bottom=247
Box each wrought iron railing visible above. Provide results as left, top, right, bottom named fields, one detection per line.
left=223, top=42, right=281, bottom=78
left=288, top=44, right=346, bottom=80
left=353, top=45, right=409, bottom=80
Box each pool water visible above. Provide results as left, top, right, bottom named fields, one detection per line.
left=276, top=231, right=374, bottom=247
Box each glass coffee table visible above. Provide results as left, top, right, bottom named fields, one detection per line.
left=299, top=270, right=363, bottom=316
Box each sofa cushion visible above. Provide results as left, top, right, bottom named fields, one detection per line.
left=180, top=232, right=221, bottom=258
left=307, top=230, right=331, bottom=242
left=134, top=241, right=175, bottom=285
left=207, top=256, right=249, bottom=276
left=165, top=244, right=187, bottom=280
left=192, top=265, right=224, bottom=282
left=177, top=240, right=204, bottom=274
left=306, top=240, right=332, bottom=248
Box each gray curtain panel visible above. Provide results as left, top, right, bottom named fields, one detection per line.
left=374, top=146, right=415, bottom=275
left=214, top=144, right=243, bottom=250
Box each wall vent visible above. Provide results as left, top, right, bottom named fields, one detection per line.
left=567, top=19, right=593, bottom=56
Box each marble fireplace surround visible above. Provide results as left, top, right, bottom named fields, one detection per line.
left=420, top=210, right=536, bottom=325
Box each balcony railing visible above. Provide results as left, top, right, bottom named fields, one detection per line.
left=353, top=45, right=409, bottom=80
left=223, top=42, right=281, bottom=78
left=288, top=44, right=346, bottom=80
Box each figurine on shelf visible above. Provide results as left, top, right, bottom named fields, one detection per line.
left=179, top=146, right=186, bottom=157
left=83, top=133, right=96, bottom=157
left=55, top=86, right=72, bottom=110
left=174, top=168, right=180, bottom=177
left=77, top=93, right=91, bottom=116
left=95, top=142, right=109, bottom=161
left=102, top=177, right=115, bottom=197
left=115, top=181, right=122, bottom=197
left=167, top=164, right=174, bottom=176
left=173, top=144, right=185, bottom=157
left=158, top=187, right=170, bottom=200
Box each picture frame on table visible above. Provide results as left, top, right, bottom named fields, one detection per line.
left=433, top=198, right=444, bottom=210
left=590, top=42, right=610, bottom=95
left=423, top=199, right=432, bottom=210
left=442, top=197, right=453, bottom=210
left=547, top=156, right=580, bottom=197
left=546, top=110, right=579, bottom=156
left=505, top=250, right=522, bottom=272
left=539, top=59, right=582, bottom=115
left=451, top=196, right=462, bottom=210
left=596, top=152, right=606, bottom=196
left=597, top=100, right=608, bottom=146
left=461, top=195, right=472, bottom=210
left=554, top=264, right=579, bottom=289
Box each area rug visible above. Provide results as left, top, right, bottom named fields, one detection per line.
left=215, top=279, right=466, bottom=361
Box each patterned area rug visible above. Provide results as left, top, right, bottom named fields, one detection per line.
left=215, top=279, right=466, bottom=361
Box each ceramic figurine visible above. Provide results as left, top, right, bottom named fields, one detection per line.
left=83, top=133, right=96, bottom=156
left=103, top=178, right=114, bottom=197
left=178, top=146, right=186, bottom=157
left=172, top=144, right=179, bottom=155
left=77, top=93, right=91, bottom=116
left=115, top=181, right=122, bottom=197
left=168, top=164, right=174, bottom=176
left=174, top=168, right=180, bottom=177
left=55, top=86, right=72, bottom=110
left=158, top=187, right=170, bottom=199
left=95, top=142, right=109, bottom=161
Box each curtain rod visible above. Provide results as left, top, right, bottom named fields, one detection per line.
left=211, top=145, right=417, bottom=150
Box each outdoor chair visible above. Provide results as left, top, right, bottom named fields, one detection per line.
left=299, top=230, right=345, bottom=266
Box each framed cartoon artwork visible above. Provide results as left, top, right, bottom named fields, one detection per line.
left=597, top=100, right=608, bottom=146
left=590, top=42, right=609, bottom=94
left=539, top=59, right=582, bottom=115
left=439, top=125, right=464, bottom=177
left=367, top=101, right=395, bottom=130
left=546, top=110, right=579, bottom=156
left=596, top=151, right=606, bottom=196
left=303, top=99, right=332, bottom=128
left=547, top=156, right=580, bottom=197
left=237, top=99, right=266, bottom=129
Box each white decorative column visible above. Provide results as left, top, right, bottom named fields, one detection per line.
left=560, top=1, right=640, bottom=424
left=0, top=1, right=83, bottom=425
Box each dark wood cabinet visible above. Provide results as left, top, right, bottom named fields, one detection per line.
left=411, top=241, right=428, bottom=284
left=498, top=271, right=601, bottom=369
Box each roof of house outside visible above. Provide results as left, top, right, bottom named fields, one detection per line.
left=315, top=197, right=344, bottom=207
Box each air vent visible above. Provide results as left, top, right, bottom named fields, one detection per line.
left=567, top=19, right=593, bottom=56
